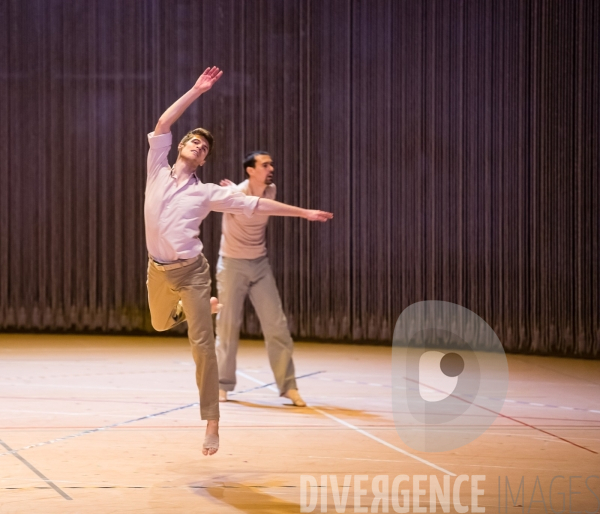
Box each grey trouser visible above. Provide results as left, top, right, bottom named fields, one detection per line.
left=215, top=255, right=297, bottom=395
left=146, top=254, right=219, bottom=420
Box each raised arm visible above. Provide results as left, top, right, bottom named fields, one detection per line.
left=256, top=198, right=333, bottom=222
left=154, top=67, right=223, bottom=135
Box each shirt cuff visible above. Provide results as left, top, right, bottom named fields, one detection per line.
left=148, top=131, right=172, bottom=149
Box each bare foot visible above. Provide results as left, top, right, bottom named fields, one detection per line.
left=210, top=297, right=222, bottom=315
left=202, top=419, right=219, bottom=456
left=283, top=389, right=307, bottom=407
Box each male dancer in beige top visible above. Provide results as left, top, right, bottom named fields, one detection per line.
left=145, top=68, right=332, bottom=456
left=216, top=152, right=306, bottom=407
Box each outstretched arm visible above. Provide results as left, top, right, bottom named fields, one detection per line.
left=208, top=183, right=332, bottom=222
left=256, top=198, right=333, bottom=222
left=154, top=67, right=223, bottom=135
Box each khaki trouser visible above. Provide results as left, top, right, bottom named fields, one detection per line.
left=215, top=255, right=297, bottom=395
left=146, top=254, right=219, bottom=420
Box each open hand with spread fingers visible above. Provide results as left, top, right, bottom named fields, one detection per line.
left=305, top=210, right=333, bottom=222
left=194, top=66, right=224, bottom=94
left=220, top=179, right=235, bottom=187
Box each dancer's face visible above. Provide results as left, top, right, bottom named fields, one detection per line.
left=247, top=154, right=274, bottom=185
left=178, top=135, right=210, bottom=167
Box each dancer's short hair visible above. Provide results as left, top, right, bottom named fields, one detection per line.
left=180, top=128, right=214, bottom=157
left=243, top=151, right=270, bottom=177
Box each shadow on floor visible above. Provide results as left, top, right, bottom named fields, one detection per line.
left=225, top=399, right=385, bottom=421
left=194, top=482, right=300, bottom=514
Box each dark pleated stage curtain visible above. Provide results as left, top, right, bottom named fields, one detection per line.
left=0, top=0, right=598, bottom=357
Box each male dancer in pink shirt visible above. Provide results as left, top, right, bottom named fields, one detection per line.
left=144, top=67, right=332, bottom=456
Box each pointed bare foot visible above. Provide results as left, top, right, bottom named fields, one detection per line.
left=283, top=389, right=307, bottom=407
left=210, top=297, right=222, bottom=315
left=202, top=419, right=219, bottom=456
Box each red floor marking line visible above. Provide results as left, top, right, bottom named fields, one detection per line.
left=476, top=408, right=598, bottom=454
left=404, top=377, right=598, bottom=455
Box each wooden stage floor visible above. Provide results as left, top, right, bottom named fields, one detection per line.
left=0, top=334, right=598, bottom=513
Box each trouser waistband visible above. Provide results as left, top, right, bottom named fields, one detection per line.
left=149, top=254, right=200, bottom=271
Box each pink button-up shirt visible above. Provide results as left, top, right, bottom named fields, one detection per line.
left=144, top=132, right=259, bottom=263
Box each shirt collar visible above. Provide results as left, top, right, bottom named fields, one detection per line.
left=243, top=179, right=270, bottom=197
left=170, top=166, right=199, bottom=184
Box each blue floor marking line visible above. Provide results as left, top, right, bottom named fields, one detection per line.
left=0, top=371, right=324, bottom=458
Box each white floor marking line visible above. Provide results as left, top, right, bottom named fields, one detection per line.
left=237, top=371, right=279, bottom=393
left=312, top=407, right=456, bottom=476
left=235, top=372, right=456, bottom=476
left=0, top=439, right=72, bottom=500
